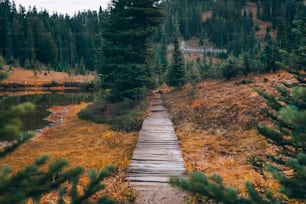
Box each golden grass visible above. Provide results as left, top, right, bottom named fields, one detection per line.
left=1, top=67, right=94, bottom=86
left=0, top=102, right=137, bottom=203
left=163, top=71, right=297, bottom=201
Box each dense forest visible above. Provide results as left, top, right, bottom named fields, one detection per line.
left=0, top=0, right=107, bottom=72
left=0, top=0, right=305, bottom=73
left=160, top=0, right=305, bottom=54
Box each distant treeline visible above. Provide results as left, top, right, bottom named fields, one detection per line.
left=0, top=0, right=108, bottom=72
left=0, top=0, right=305, bottom=72
left=158, top=0, right=305, bottom=55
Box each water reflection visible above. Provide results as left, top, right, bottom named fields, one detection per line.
left=0, top=91, right=94, bottom=131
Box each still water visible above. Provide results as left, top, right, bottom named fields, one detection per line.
left=0, top=92, right=94, bottom=131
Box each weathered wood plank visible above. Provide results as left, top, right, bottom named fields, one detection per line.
left=126, top=95, right=185, bottom=204
left=126, top=176, right=172, bottom=183
left=126, top=93, right=186, bottom=202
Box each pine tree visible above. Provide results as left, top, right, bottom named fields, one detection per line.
left=275, top=3, right=288, bottom=49
left=0, top=55, right=5, bottom=68
left=166, top=21, right=185, bottom=89
left=255, top=19, right=306, bottom=200
left=291, top=20, right=306, bottom=73
left=221, top=54, right=240, bottom=80
left=159, top=25, right=168, bottom=75
left=99, top=0, right=163, bottom=101
left=186, top=60, right=201, bottom=95
left=260, top=27, right=280, bottom=72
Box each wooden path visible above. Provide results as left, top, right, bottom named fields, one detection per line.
left=126, top=93, right=186, bottom=204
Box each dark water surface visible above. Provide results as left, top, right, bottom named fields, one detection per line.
left=0, top=91, right=94, bottom=131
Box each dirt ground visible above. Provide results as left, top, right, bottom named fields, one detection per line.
left=133, top=184, right=187, bottom=204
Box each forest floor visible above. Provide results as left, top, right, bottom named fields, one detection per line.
left=162, top=70, right=299, bottom=203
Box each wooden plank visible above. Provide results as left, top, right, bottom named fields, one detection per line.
left=126, top=93, right=186, bottom=202
left=131, top=157, right=184, bottom=161
left=127, top=170, right=185, bottom=175
left=126, top=176, right=171, bottom=183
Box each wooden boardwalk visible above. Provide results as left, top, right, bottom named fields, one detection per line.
left=126, top=93, right=186, bottom=203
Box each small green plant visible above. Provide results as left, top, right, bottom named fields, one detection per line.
left=221, top=55, right=241, bottom=80
left=170, top=171, right=276, bottom=204
left=0, top=70, right=8, bottom=81
left=109, top=110, right=143, bottom=131
left=0, top=55, right=5, bottom=68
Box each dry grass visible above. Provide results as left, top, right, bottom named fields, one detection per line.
left=0, top=102, right=137, bottom=203
left=163, top=70, right=296, bottom=199
left=1, top=67, right=94, bottom=86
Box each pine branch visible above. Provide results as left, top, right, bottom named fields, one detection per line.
left=255, top=89, right=282, bottom=111
left=170, top=171, right=274, bottom=204
left=71, top=165, right=115, bottom=204
left=0, top=133, right=33, bottom=158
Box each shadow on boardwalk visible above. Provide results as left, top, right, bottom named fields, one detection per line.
left=126, top=92, right=187, bottom=204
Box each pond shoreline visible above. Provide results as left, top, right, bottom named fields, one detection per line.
left=0, top=83, right=94, bottom=93
left=0, top=67, right=96, bottom=94
left=0, top=105, right=76, bottom=148
left=33, top=105, right=75, bottom=141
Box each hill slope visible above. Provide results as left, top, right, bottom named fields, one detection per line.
left=162, top=71, right=296, bottom=198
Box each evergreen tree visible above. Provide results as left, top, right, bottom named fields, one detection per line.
left=99, top=0, right=163, bottom=101
left=221, top=54, right=240, bottom=80
left=241, top=52, right=251, bottom=76
left=255, top=19, right=306, bottom=199
left=275, top=3, right=288, bottom=49
left=159, top=25, right=168, bottom=75
left=38, top=32, right=58, bottom=65
left=186, top=60, right=201, bottom=95
left=260, top=27, right=280, bottom=72
left=166, top=22, right=185, bottom=88
left=290, top=20, right=306, bottom=72
left=0, top=55, right=5, bottom=68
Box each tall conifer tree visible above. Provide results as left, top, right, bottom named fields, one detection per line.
left=166, top=20, right=185, bottom=89
left=99, top=0, right=163, bottom=101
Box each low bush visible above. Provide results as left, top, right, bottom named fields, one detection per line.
left=78, top=99, right=147, bottom=132
left=235, top=78, right=254, bottom=85
left=109, top=110, right=144, bottom=131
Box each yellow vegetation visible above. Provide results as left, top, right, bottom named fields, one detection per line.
left=163, top=70, right=296, bottom=199
left=0, top=102, right=137, bottom=203
left=0, top=67, right=94, bottom=87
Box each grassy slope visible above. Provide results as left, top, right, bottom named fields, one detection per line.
left=162, top=70, right=296, bottom=198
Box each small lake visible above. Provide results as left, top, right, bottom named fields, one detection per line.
left=0, top=91, right=94, bottom=131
